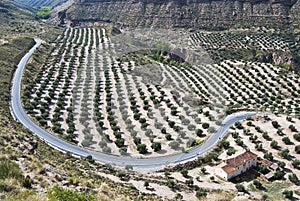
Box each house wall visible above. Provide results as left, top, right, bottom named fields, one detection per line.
left=216, top=157, right=257, bottom=180
left=215, top=168, right=229, bottom=180
left=228, top=158, right=257, bottom=180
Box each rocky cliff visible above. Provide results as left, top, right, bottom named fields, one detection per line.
left=63, top=0, right=300, bottom=29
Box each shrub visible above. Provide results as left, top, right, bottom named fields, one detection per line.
left=282, top=137, right=291, bottom=145
left=169, top=141, right=180, bottom=150
left=279, top=149, right=289, bottom=158
left=167, top=180, right=175, bottom=189
left=0, top=158, right=23, bottom=180
left=181, top=168, right=188, bottom=177
left=253, top=179, right=262, bottom=189
left=272, top=121, right=280, bottom=129
left=22, top=176, right=32, bottom=188
left=270, top=140, right=278, bottom=149
left=235, top=184, right=245, bottom=192
left=196, top=188, right=207, bottom=198
left=195, top=129, right=203, bottom=137
left=137, top=144, right=147, bottom=154
left=151, top=142, right=162, bottom=152
left=295, top=145, right=300, bottom=154
left=227, top=148, right=236, bottom=156
left=165, top=134, right=172, bottom=141
left=202, top=123, right=209, bottom=129
left=292, top=160, right=300, bottom=168
left=46, top=185, right=96, bottom=201
left=274, top=171, right=284, bottom=180
left=288, top=173, right=298, bottom=184
left=282, top=190, right=293, bottom=199
left=294, top=133, right=300, bottom=141
left=220, top=140, right=230, bottom=149
left=258, top=164, right=269, bottom=174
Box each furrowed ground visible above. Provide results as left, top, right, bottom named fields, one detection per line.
left=20, top=27, right=300, bottom=200
left=22, top=28, right=300, bottom=158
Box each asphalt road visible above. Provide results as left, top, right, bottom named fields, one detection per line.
left=10, top=38, right=265, bottom=168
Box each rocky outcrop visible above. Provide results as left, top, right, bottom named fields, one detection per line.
left=64, top=0, right=300, bottom=29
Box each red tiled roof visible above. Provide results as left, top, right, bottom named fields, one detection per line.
left=224, top=151, right=257, bottom=168
left=221, top=165, right=235, bottom=174
left=257, top=158, right=273, bottom=167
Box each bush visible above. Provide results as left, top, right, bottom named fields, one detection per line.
left=279, top=149, right=289, bottom=158
left=258, top=164, right=269, bottom=174
left=294, top=133, right=300, bottom=141
left=292, top=160, right=300, bottom=168
left=270, top=140, right=278, bottom=149
left=220, top=140, right=230, bottom=149
left=185, top=178, right=193, bottom=186
left=196, top=188, right=207, bottom=198
left=274, top=171, right=284, bottom=180
left=202, top=123, right=209, bottom=129
left=169, top=141, right=180, bottom=150
left=22, top=176, right=32, bottom=188
left=167, top=180, right=175, bottom=189
left=181, top=168, right=188, bottom=177
left=253, top=179, right=262, bottom=189
left=0, top=158, right=23, bottom=180
left=227, top=148, right=236, bottom=156
left=288, top=173, right=298, bottom=184
left=151, top=142, right=162, bottom=152
left=46, top=185, right=96, bottom=201
left=272, top=121, right=280, bottom=129
left=295, top=145, right=300, bottom=154
left=282, top=190, right=293, bottom=199
left=235, top=184, right=245, bottom=192
left=282, top=137, right=291, bottom=145
left=137, top=144, right=147, bottom=154
left=186, top=138, right=196, bottom=147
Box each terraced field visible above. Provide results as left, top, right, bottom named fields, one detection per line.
left=22, top=28, right=300, bottom=158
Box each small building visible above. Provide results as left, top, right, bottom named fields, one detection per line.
left=215, top=150, right=258, bottom=180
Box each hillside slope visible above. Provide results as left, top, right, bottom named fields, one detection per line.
left=64, top=0, right=300, bottom=30
left=15, top=0, right=68, bottom=7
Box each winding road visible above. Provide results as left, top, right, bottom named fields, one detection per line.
left=10, top=38, right=267, bottom=168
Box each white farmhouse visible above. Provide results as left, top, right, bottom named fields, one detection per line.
left=215, top=150, right=257, bottom=180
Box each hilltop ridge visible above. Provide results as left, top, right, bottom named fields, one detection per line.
left=61, top=0, right=300, bottom=30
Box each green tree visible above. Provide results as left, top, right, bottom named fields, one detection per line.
left=196, top=188, right=207, bottom=198
left=279, top=149, right=289, bottom=159
left=202, top=123, right=210, bottom=129
left=181, top=168, right=188, bottom=178
left=167, top=180, right=175, bottom=189
left=137, top=144, right=147, bottom=154
left=201, top=167, right=206, bottom=174
left=144, top=180, right=149, bottom=188
left=253, top=179, right=262, bottom=189
left=272, top=121, right=280, bottom=129
left=258, top=164, right=269, bottom=174
left=220, top=140, right=230, bottom=149
left=270, top=140, right=278, bottom=149
left=274, top=171, right=284, bottom=180
left=288, top=173, right=298, bottom=184
left=295, top=145, right=300, bottom=154
left=282, top=137, right=291, bottom=144
left=292, top=159, right=300, bottom=168
left=165, top=133, right=172, bottom=141
left=196, top=129, right=204, bottom=137
left=185, top=178, right=193, bottom=186
left=151, top=142, right=162, bottom=152
left=282, top=190, right=293, bottom=199
left=235, top=184, right=245, bottom=192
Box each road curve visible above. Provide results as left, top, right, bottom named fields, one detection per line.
left=10, top=38, right=267, bottom=168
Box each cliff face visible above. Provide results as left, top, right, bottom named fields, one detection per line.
left=65, top=0, right=300, bottom=29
